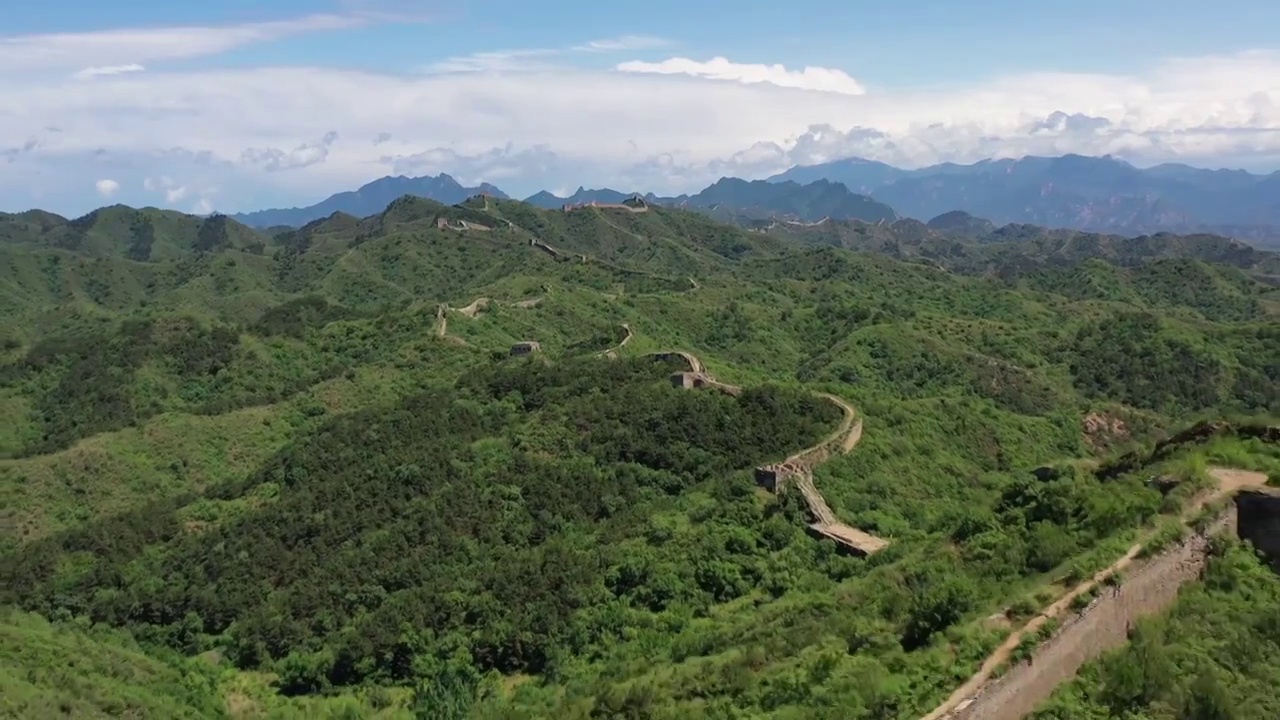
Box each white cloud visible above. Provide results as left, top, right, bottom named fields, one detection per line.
left=241, top=131, right=340, bottom=172
left=0, top=14, right=363, bottom=73
left=427, top=35, right=669, bottom=73
left=0, top=17, right=1278, bottom=216
left=425, top=48, right=559, bottom=74
left=94, top=178, right=120, bottom=197
left=617, top=56, right=868, bottom=95
left=138, top=173, right=218, bottom=214
left=573, top=36, right=668, bottom=52
left=75, top=63, right=145, bottom=80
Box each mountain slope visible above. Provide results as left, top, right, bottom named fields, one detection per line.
left=2, top=206, right=269, bottom=260
left=230, top=174, right=508, bottom=228
left=2, top=195, right=1277, bottom=720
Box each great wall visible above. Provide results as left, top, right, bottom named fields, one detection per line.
left=925, top=465, right=1276, bottom=720
left=432, top=293, right=893, bottom=558
left=431, top=209, right=1280, bottom=719
left=434, top=296, right=542, bottom=348
left=597, top=323, right=633, bottom=359
left=649, top=350, right=890, bottom=557
left=561, top=196, right=650, bottom=213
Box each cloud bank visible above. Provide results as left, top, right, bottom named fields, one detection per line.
left=1, top=14, right=1278, bottom=216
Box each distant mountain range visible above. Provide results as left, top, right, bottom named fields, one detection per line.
left=235, top=175, right=898, bottom=230
left=770, top=154, right=1279, bottom=242
left=230, top=174, right=507, bottom=228
left=227, top=154, right=1279, bottom=248
left=525, top=178, right=898, bottom=225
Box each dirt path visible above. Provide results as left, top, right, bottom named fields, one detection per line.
left=922, top=465, right=1270, bottom=720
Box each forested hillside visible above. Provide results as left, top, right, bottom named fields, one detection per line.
left=1, top=195, right=1277, bottom=719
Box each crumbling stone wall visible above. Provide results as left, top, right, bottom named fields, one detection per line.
left=947, top=510, right=1235, bottom=720
left=1236, top=488, right=1280, bottom=571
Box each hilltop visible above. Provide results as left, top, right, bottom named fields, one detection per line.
left=1, top=193, right=1278, bottom=719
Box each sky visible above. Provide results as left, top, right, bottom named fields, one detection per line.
left=3, top=0, right=1279, bottom=216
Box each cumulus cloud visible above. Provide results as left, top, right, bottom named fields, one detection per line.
left=241, top=131, right=340, bottom=172
left=140, top=173, right=218, bottom=212
left=94, top=178, right=120, bottom=197
left=1, top=15, right=1278, bottom=215
left=617, top=56, right=868, bottom=95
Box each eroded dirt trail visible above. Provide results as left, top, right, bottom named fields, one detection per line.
left=922, top=466, right=1270, bottom=720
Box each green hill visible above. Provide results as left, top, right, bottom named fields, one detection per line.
left=1, top=196, right=1277, bottom=719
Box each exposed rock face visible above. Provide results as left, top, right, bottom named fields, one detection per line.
left=1081, top=411, right=1129, bottom=451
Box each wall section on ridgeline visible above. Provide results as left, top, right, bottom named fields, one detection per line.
left=1236, top=487, right=1280, bottom=571
left=947, top=510, right=1235, bottom=720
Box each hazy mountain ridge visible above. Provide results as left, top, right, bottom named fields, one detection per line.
left=237, top=174, right=900, bottom=229
left=229, top=174, right=508, bottom=228
left=770, top=154, right=1280, bottom=244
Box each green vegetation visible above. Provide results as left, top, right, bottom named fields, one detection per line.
left=1031, top=542, right=1280, bottom=719
left=1, top=195, right=1277, bottom=718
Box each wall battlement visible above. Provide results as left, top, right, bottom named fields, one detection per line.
left=1236, top=486, right=1280, bottom=571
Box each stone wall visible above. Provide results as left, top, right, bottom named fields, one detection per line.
left=947, top=510, right=1235, bottom=720
left=1236, top=487, right=1280, bottom=571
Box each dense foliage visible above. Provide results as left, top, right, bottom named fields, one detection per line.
left=2, top=196, right=1277, bottom=718
left=6, top=359, right=842, bottom=689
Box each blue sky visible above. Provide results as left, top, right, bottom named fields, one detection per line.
left=11, top=0, right=1280, bottom=84
left=2, top=0, right=1278, bottom=214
